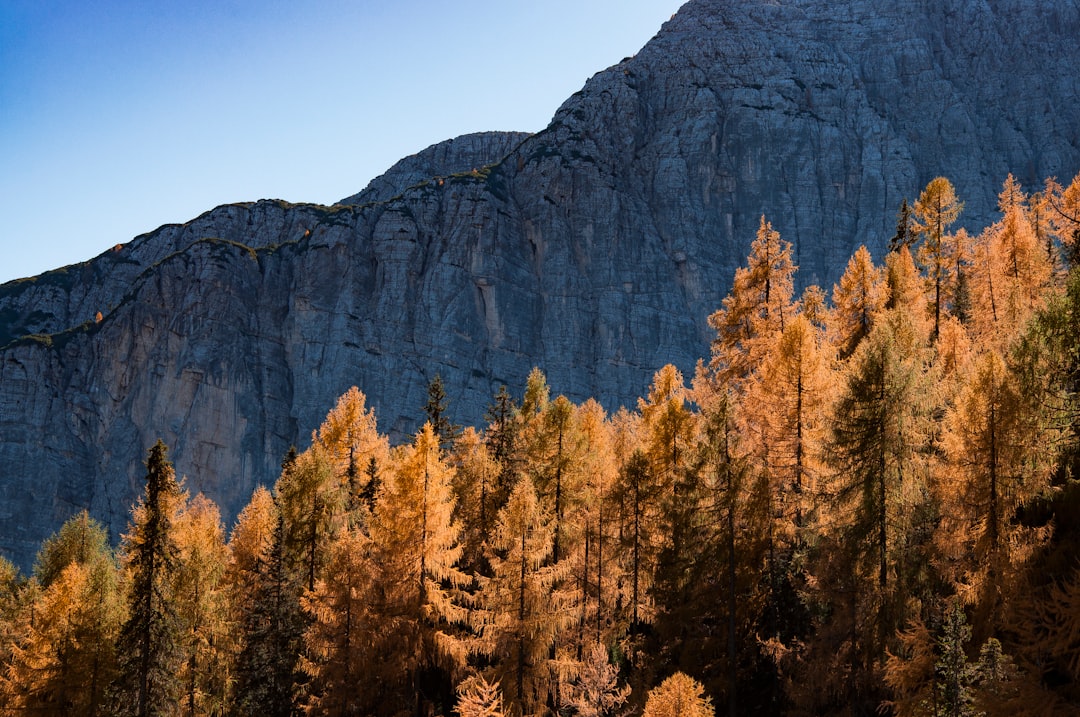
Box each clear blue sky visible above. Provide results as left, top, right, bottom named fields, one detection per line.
left=0, top=0, right=686, bottom=284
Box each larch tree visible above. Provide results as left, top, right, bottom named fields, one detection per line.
left=32, top=510, right=113, bottom=590
left=687, top=376, right=761, bottom=716
left=1012, top=266, right=1080, bottom=484
left=1046, top=172, right=1080, bottom=266
left=912, top=177, right=964, bottom=339
left=560, top=642, right=631, bottom=717
left=110, top=439, right=187, bottom=717
left=172, top=493, right=232, bottom=716
left=946, top=228, right=974, bottom=324
left=757, top=314, right=830, bottom=540
left=1026, top=186, right=1056, bottom=274
left=527, top=394, right=586, bottom=565
left=638, top=364, right=695, bottom=496
left=993, top=183, right=1053, bottom=340
left=298, top=527, right=377, bottom=716
left=476, top=478, right=572, bottom=716
left=641, top=672, right=715, bottom=717
left=455, top=674, right=507, bottom=717
left=829, top=245, right=889, bottom=359
left=451, top=426, right=501, bottom=573
left=314, top=386, right=388, bottom=525
left=369, top=423, right=470, bottom=712
left=4, top=513, right=121, bottom=716
left=574, top=399, right=620, bottom=650
left=612, top=450, right=661, bottom=641
left=884, top=244, right=935, bottom=349
left=967, top=178, right=1052, bottom=348
left=276, top=441, right=341, bottom=593
left=708, top=215, right=797, bottom=385
left=638, top=364, right=697, bottom=629
left=940, top=350, right=1047, bottom=615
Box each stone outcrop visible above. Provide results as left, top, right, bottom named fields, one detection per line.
left=2, top=0, right=1079, bottom=567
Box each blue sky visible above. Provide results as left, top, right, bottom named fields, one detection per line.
left=0, top=0, right=686, bottom=283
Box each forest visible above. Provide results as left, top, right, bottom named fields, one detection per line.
left=2, top=172, right=1080, bottom=717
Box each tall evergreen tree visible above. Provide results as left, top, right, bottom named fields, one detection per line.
left=232, top=495, right=304, bottom=717
left=110, top=440, right=186, bottom=717
left=890, top=198, right=913, bottom=253
left=485, top=385, right=520, bottom=511
left=425, top=374, right=462, bottom=450
left=823, top=315, right=932, bottom=689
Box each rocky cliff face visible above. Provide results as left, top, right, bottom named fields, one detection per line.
left=2, top=0, right=1079, bottom=567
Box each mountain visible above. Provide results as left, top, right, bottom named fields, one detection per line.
left=2, top=0, right=1079, bottom=567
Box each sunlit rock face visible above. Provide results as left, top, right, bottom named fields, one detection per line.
left=2, top=0, right=1078, bottom=566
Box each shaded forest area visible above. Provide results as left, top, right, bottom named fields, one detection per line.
left=3, top=173, right=1080, bottom=716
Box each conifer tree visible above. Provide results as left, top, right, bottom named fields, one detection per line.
left=561, top=642, right=631, bottom=717
left=940, top=350, right=1048, bottom=616
left=641, top=672, right=714, bottom=717
left=3, top=514, right=121, bottom=716
left=369, top=423, right=469, bottom=711
left=683, top=377, right=765, bottom=715
left=883, top=616, right=938, bottom=717
left=613, top=450, right=660, bottom=639
left=824, top=315, right=931, bottom=669
left=520, top=366, right=551, bottom=420
left=883, top=244, right=936, bottom=349
left=452, top=426, right=501, bottom=572
left=477, top=478, right=572, bottom=715
left=299, top=527, right=377, bottom=716
left=912, top=177, right=964, bottom=339
left=946, top=228, right=974, bottom=324
left=173, top=494, right=232, bottom=716
left=526, top=394, right=586, bottom=565
left=708, top=215, right=796, bottom=384
left=231, top=495, right=304, bottom=717
left=638, top=365, right=694, bottom=494
left=485, top=385, right=520, bottom=509
left=276, top=442, right=341, bottom=593
left=314, top=386, right=389, bottom=524
left=992, top=185, right=1052, bottom=340
left=891, top=198, right=914, bottom=253
left=574, top=399, right=620, bottom=650
left=830, top=245, right=889, bottom=358
left=425, top=373, right=461, bottom=450
left=757, top=314, right=829, bottom=538
left=33, top=510, right=113, bottom=590
left=455, top=674, right=507, bottom=717
left=1046, top=172, right=1080, bottom=266
left=111, top=439, right=186, bottom=717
